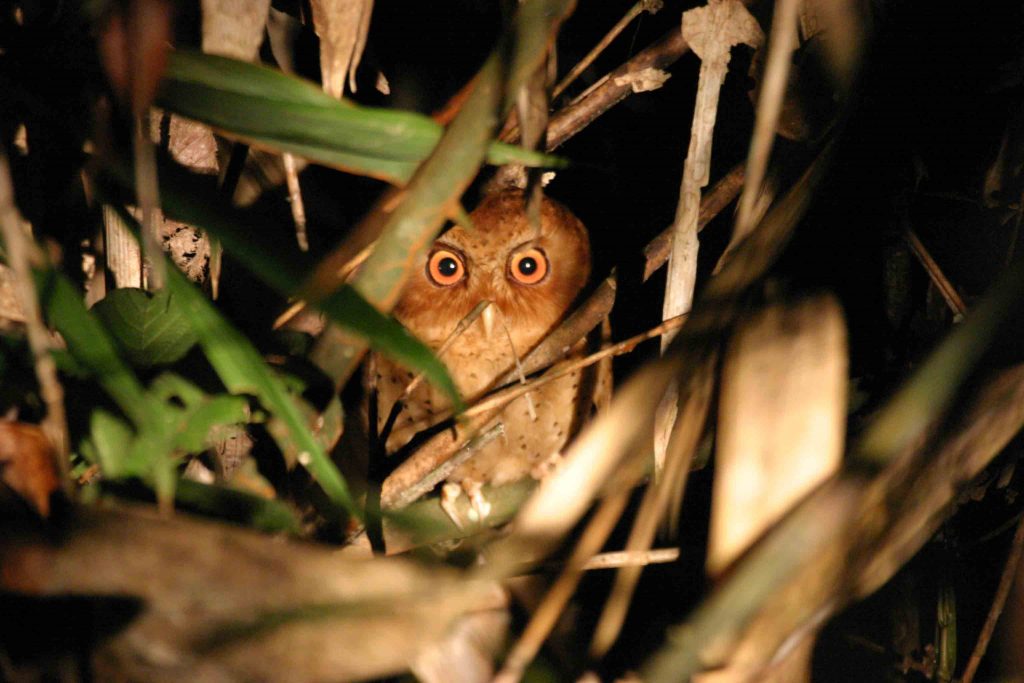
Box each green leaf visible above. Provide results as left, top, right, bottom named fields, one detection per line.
left=148, top=374, right=249, bottom=453
left=86, top=409, right=134, bottom=478
left=36, top=269, right=150, bottom=423
left=156, top=50, right=566, bottom=185
left=92, top=288, right=199, bottom=367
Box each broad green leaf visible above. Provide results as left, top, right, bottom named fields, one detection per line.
left=156, top=50, right=566, bottom=185
left=93, top=288, right=199, bottom=367
left=36, top=269, right=150, bottom=423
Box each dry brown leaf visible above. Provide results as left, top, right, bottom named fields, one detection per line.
left=0, top=421, right=59, bottom=516
left=0, top=264, right=25, bottom=324
left=311, top=0, right=375, bottom=98
left=98, top=0, right=173, bottom=112
left=612, top=67, right=671, bottom=93
left=709, top=294, right=847, bottom=573
left=201, top=0, right=273, bottom=61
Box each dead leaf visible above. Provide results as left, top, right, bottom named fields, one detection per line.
left=709, top=294, right=847, bottom=574
left=612, top=67, right=671, bottom=93
left=98, top=0, right=174, bottom=112
left=682, top=0, right=763, bottom=64
left=0, top=264, right=26, bottom=324
left=0, top=502, right=502, bottom=680
left=0, top=421, right=58, bottom=516
left=656, top=0, right=763, bottom=472
left=201, top=0, right=272, bottom=61
left=311, top=0, right=375, bottom=98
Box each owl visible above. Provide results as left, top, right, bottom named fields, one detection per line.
left=371, top=189, right=605, bottom=524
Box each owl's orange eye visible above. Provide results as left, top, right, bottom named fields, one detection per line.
left=509, top=248, right=548, bottom=285
left=427, top=249, right=466, bottom=286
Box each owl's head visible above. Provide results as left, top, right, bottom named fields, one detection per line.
left=395, top=190, right=591, bottom=352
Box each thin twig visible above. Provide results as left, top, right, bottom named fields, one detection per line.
left=905, top=228, right=968, bottom=319
left=500, top=311, right=538, bottom=420
left=513, top=548, right=681, bottom=575
left=273, top=240, right=376, bottom=329
left=960, top=513, right=1024, bottom=683
left=501, top=275, right=616, bottom=384
left=382, top=423, right=505, bottom=510
left=0, top=152, right=70, bottom=491
left=643, top=163, right=745, bottom=280
left=494, top=490, right=632, bottom=683
left=380, top=310, right=679, bottom=510
left=545, top=0, right=757, bottom=152
left=402, top=300, right=490, bottom=399
left=133, top=109, right=165, bottom=289
left=434, top=312, right=688, bottom=428
left=551, top=1, right=661, bottom=101
left=283, top=153, right=309, bottom=251
left=546, top=28, right=687, bottom=151
left=730, top=0, right=800, bottom=245
left=582, top=547, right=679, bottom=570
left=379, top=302, right=492, bottom=450
left=590, top=355, right=715, bottom=657
left=380, top=407, right=506, bottom=510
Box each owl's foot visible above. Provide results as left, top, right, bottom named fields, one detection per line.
left=464, top=480, right=492, bottom=522
left=440, top=480, right=492, bottom=530
left=441, top=482, right=466, bottom=530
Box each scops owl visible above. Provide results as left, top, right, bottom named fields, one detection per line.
left=371, top=189, right=606, bottom=522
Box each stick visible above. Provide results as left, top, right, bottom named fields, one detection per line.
left=905, top=228, right=967, bottom=319
left=0, top=152, right=70, bottom=490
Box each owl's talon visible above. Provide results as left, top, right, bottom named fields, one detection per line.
left=441, top=482, right=466, bottom=530
left=465, top=481, right=492, bottom=522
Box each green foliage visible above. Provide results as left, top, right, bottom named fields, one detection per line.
left=39, top=267, right=248, bottom=504
left=162, top=262, right=360, bottom=516
left=92, top=287, right=198, bottom=366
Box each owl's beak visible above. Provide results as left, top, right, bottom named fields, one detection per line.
left=481, top=302, right=497, bottom=341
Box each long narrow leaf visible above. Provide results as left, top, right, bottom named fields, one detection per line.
left=156, top=50, right=566, bottom=185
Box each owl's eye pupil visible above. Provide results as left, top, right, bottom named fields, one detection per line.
left=517, top=257, right=538, bottom=276
left=438, top=257, right=459, bottom=277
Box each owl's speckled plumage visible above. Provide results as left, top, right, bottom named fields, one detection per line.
left=371, top=190, right=601, bottom=500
